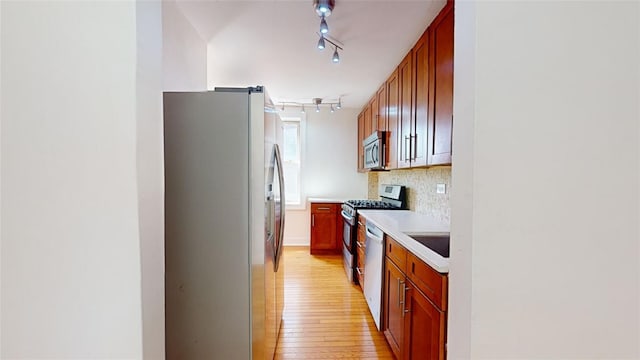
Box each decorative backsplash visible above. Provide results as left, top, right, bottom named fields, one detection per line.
left=368, top=166, right=451, bottom=224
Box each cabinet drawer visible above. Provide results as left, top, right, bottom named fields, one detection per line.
left=385, top=235, right=407, bottom=273
left=356, top=246, right=365, bottom=287
left=311, top=203, right=337, bottom=213
left=407, top=252, right=448, bottom=310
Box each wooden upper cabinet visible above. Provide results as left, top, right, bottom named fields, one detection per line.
left=370, top=96, right=379, bottom=134
left=428, top=5, right=454, bottom=165
left=376, top=84, right=387, bottom=132
left=412, top=28, right=430, bottom=168
left=357, top=111, right=365, bottom=172
left=398, top=51, right=413, bottom=169
left=364, top=103, right=372, bottom=139
left=386, top=69, right=399, bottom=170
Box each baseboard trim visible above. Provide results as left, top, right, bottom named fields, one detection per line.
left=283, top=237, right=309, bottom=246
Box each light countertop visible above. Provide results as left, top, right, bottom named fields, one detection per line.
left=357, top=210, right=450, bottom=273
left=307, top=197, right=348, bottom=204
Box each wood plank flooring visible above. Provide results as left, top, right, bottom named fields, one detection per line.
left=275, top=246, right=395, bottom=359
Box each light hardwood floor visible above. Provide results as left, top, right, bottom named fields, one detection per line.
left=275, top=246, right=395, bottom=359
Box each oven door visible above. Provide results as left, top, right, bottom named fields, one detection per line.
left=341, top=209, right=355, bottom=253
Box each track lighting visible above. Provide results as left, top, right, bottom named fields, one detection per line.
left=313, top=0, right=335, bottom=17
left=277, top=97, right=342, bottom=114
left=320, top=16, right=329, bottom=34
left=312, top=0, right=343, bottom=63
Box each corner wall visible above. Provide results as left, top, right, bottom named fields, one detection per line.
left=1, top=1, right=146, bottom=358
left=283, top=108, right=368, bottom=246
left=162, top=0, right=207, bottom=91
left=449, top=1, right=640, bottom=358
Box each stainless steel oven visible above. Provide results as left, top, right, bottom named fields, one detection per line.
left=341, top=208, right=356, bottom=283
left=341, top=184, right=406, bottom=284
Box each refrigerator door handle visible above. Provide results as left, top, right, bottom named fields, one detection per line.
left=273, top=144, right=286, bottom=271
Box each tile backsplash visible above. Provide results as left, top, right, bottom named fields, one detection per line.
left=368, top=166, right=451, bottom=223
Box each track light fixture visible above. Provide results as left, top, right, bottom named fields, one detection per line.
left=277, top=97, right=343, bottom=114
left=316, top=33, right=343, bottom=64
left=313, top=0, right=335, bottom=17
left=332, top=47, right=340, bottom=63
left=319, top=16, right=329, bottom=34
left=313, top=0, right=343, bottom=64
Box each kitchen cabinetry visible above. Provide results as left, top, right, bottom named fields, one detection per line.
left=386, top=69, right=399, bottom=170
left=428, top=5, right=454, bottom=165
left=357, top=112, right=365, bottom=172
left=310, top=202, right=342, bottom=254
left=398, top=51, right=413, bottom=169
left=412, top=28, right=430, bottom=167
left=383, top=235, right=448, bottom=360
left=355, top=2, right=453, bottom=171
left=356, top=219, right=366, bottom=288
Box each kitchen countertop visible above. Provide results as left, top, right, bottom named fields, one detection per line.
left=357, top=210, right=450, bottom=273
left=307, top=197, right=348, bottom=204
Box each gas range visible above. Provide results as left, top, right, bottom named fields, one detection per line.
left=342, top=185, right=407, bottom=218
left=340, top=184, right=406, bottom=284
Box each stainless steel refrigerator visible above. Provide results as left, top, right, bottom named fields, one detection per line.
left=164, top=87, right=285, bottom=360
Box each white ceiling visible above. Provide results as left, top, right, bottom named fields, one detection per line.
left=175, top=0, right=446, bottom=109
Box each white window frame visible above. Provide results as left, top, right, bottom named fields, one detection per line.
left=280, top=113, right=306, bottom=210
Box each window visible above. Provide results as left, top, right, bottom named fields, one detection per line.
left=281, top=116, right=303, bottom=207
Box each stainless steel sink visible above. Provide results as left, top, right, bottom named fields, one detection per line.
left=407, top=235, right=450, bottom=258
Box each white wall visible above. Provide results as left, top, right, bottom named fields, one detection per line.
left=1, top=1, right=163, bottom=358
left=449, top=1, right=640, bottom=359
left=136, top=2, right=165, bottom=360
left=284, top=108, right=368, bottom=246
left=162, top=0, right=207, bottom=91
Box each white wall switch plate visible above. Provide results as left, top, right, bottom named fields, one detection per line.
left=436, top=183, right=447, bottom=194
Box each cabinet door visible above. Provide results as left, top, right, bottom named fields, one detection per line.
left=377, top=83, right=387, bottom=132
left=386, top=69, right=399, bottom=170
left=403, top=283, right=446, bottom=360
left=357, top=111, right=365, bottom=172
left=310, top=205, right=337, bottom=254
left=384, top=258, right=406, bottom=360
left=370, top=96, right=379, bottom=133
left=428, top=6, right=454, bottom=165
left=398, top=51, right=413, bottom=168
left=364, top=103, right=372, bottom=138
left=412, top=29, right=430, bottom=167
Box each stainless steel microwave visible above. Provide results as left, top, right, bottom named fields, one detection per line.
left=363, top=131, right=385, bottom=170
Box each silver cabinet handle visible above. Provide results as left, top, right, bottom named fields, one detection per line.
left=356, top=241, right=364, bottom=249
left=410, top=134, right=416, bottom=160
left=397, top=278, right=404, bottom=307
left=402, top=283, right=409, bottom=317
left=404, top=135, right=410, bottom=161
left=316, top=207, right=331, bottom=210
left=312, top=214, right=315, bottom=227
left=356, top=267, right=363, bottom=276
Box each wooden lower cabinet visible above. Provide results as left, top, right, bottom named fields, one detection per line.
left=404, top=283, right=446, bottom=360
left=383, top=236, right=447, bottom=360
left=384, top=258, right=406, bottom=357
left=310, top=203, right=341, bottom=254
left=356, top=220, right=366, bottom=288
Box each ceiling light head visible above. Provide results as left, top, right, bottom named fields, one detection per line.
left=330, top=104, right=335, bottom=113
left=317, top=35, right=325, bottom=50
left=313, top=0, right=335, bottom=17
left=319, top=16, right=329, bottom=34
left=332, top=47, right=340, bottom=63
left=336, top=98, right=342, bottom=109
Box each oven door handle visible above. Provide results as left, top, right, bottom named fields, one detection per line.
left=341, top=210, right=354, bottom=224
